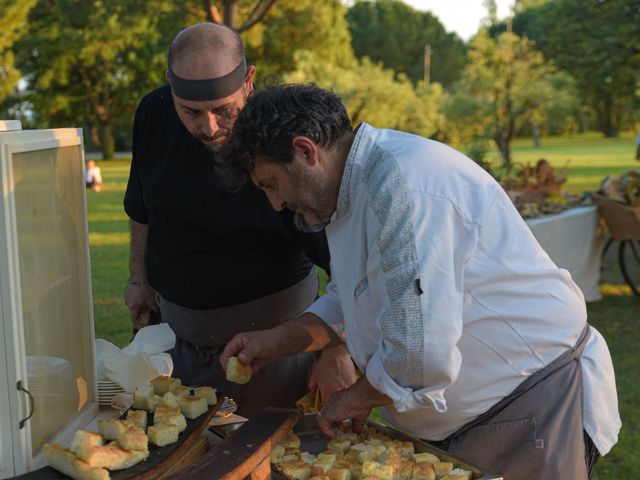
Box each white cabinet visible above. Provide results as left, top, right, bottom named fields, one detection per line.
left=0, top=125, right=99, bottom=477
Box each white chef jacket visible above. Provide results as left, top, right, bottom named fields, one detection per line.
left=306, top=123, right=620, bottom=455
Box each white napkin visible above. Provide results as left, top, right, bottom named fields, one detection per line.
left=95, top=324, right=175, bottom=393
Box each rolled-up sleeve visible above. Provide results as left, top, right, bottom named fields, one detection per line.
left=305, top=277, right=346, bottom=341
left=364, top=189, right=478, bottom=413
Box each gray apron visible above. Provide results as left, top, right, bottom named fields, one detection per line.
left=431, top=325, right=592, bottom=480
left=159, top=269, right=318, bottom=418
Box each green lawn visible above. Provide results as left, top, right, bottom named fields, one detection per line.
left=88, top=131, right=639, bottom=478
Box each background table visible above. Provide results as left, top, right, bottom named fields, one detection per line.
left=526, top=205, right=604, bottom=302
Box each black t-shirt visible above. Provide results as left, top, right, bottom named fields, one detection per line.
left=124, top=85, right=330, bottom=309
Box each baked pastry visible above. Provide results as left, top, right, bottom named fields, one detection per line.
left=161, top=391, right=179, bottom=409
left=194, top=386, right=217, bottom=406
left=148, top=423, right=179, bottom=447
left=155, top=410, right=187, bottom=433
left=126, top=410, right=148, bottom=431
left=171, top=385, right=191, bottom=398
left=97, top=419, right=128, bottom=441
left=433, top=462, right=454, bottom=477
left=74, top=442, right=134, bottom=470
left=413, top=452, right=440, bottom=464
left=450, top=468, right=473, bottom=479
left=179, top=395, right=208, bottom=419
left=43, top=443, right=109, bottom=480
left=225, top=356, right=252, bottom=384
left=116, top=424, right=148, bottom=452
left=280, top=432, right=302, bottom=449
left=151, top=375, right=181, bottom=396
left=327, top=467, right=351, bottom=480
left=412, top=462, right=436, bottom=480
left=361, top=460, right=393, bottom=480
left=279, top=460, right=312, bottom=480
left=133, top=385, right=154, bottom=410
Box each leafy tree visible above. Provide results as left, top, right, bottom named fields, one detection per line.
left=14, top=0, right=185, bottom=159
left=448, top=30, right=555, bottom=167
left=285, top=50, right=445, bottom=139
left=512, top=0, right=640, bottom=137
left=244, top=0, right=356, bottom=83
left=0, top=0, right=37, bottom=102
left=347, top=0, right=466, bottom=88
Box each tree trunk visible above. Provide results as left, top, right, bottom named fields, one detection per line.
left=224, top=0, right=238, bottom=28
left=101, top=123, right=115, bottom=160
left=531, top=122, right=541, bottom=147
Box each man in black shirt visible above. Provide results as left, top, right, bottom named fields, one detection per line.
left=124, top=23, right=354, bottom=416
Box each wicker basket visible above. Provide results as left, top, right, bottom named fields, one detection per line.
left=593, top=194, right=640, bottom=241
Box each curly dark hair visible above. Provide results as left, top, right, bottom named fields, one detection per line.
left=216, top=84, right=352, bottom=190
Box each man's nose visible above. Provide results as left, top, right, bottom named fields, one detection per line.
left=202, top=113, right=219, bottom=137
left=265, top=190, right=285, bottom=211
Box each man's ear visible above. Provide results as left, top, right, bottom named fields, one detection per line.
left=245, top=66, right=256, bottom=94
left=292, top=136, right=319, bottom=166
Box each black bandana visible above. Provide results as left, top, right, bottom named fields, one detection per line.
left=168, top=58, right=247, bottom=101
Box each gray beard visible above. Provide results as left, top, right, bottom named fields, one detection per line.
left=293, top=212, right=328, bottom=233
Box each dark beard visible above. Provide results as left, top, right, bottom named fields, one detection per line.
left=293, top=212, right=328, bottom=233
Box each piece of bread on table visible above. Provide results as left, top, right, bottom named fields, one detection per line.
left=450, top=468, right=473, bottom=479
left=194, top=386, right=217, bottom=406
left=413, top=452, right=440, bottom=464
left=151, top=375, right=181, bottom=396
left=74, top=442, right=134, bottom=470
left=154, top=405, right=180, bottom=420
left=361, top=460, right=393, bottom=480
left=116, top=424, right=148, bottom=452
left=433, top=462, right=453, bottom=477
left=97, top=419, right=128, bottom=441
left=279, top=459, right=312, bottom=480
left=279, top=432, right=301, bottom=449
left=43, top=443, right=110, bottom=480
left=171, top=385, right=191, bottom=398
left=161, top=391, right=179, bottom=409
left=179, top=395, right=208, bottom=419
left=327, top=467, right=351, bottom=480
left=412, top=461, right=436, bottom=480
left=148, top=423, right=179, bottom=447
left=105, top=442, right=149, bottom=470
left=133, top=385, right=154, bottom=410
left=226, top=356, right=252, bottom=384
left=126, top=409, right=148, bottom=431
left=155, top=410, right=187, bottom=433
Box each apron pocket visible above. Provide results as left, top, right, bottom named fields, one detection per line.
left=447, top=417, right=540, bottom=480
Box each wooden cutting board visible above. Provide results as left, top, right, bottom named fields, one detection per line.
left=167, top=408, right=300, bottom=480
left=12, top=396, right=223, bottom=480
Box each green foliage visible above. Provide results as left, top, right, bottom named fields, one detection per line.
left=446, top=30, right=557, bottom=167
left=285, top=51, right=445, bottom=138
left=13, top=0, right=186, bottom=158
left=347, top=0, right=466, bottom=88
left=245, top=0, right=356, bottom=83
left=513, top=0, right=640, bottom=137
left=0, top=0, right=37, bottom=101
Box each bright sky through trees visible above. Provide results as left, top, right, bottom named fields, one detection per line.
left=404, top=0, right=516, bottom=40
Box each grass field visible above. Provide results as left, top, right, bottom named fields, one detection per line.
left=87, top=131, right=639, bottom=478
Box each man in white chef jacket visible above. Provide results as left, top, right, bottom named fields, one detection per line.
left=217, top=84, right=620, bottom=480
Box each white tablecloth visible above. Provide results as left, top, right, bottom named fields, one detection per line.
left=526, top=205, right=604, bottom=302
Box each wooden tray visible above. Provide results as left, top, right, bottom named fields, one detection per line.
left=13, top=395, right=223, bottom=480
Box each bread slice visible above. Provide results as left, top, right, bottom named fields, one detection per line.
left=179, top=396, right=208, bottom=419
left=450, top=468, right=473, bottom=480
left=161, top=391, right=179, bottom=408
left=116, top=424, right=148, bottom=452
left=74, top=442, right=133, bottom=470
left=361, top=460, right=393, bottom=480
left=433, top=462, right=453, bottom=477
left=43, top=443, right=110, bottom=480
left=154, top=405, right=180, bottom=420
left=70, top=430, right=104, bottom=454
left=171, top=385, right=191, bottom=398
left=151, top=375, right=181, bottom=396
left=279, top=460, right=312, bottom=480
left=155, top=411, right=187, bottom=433
left=279, top=432, right=301, bottom=449
left=126, top=409, right=148, bottom=431
left=226, top=356, right=252, bottom=384
left=413, top=452, right=440, bottom=464
left=194, top=386, right=217, bottom=406
left=327, top=467, right=351, bottom=480
left=97, top=419, right=128, bottom=441
left=133, top=385, right=154, bottom=410
left=148, top=423, right=179, bottom=447
left=412, top=462, right=436, bottom=480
